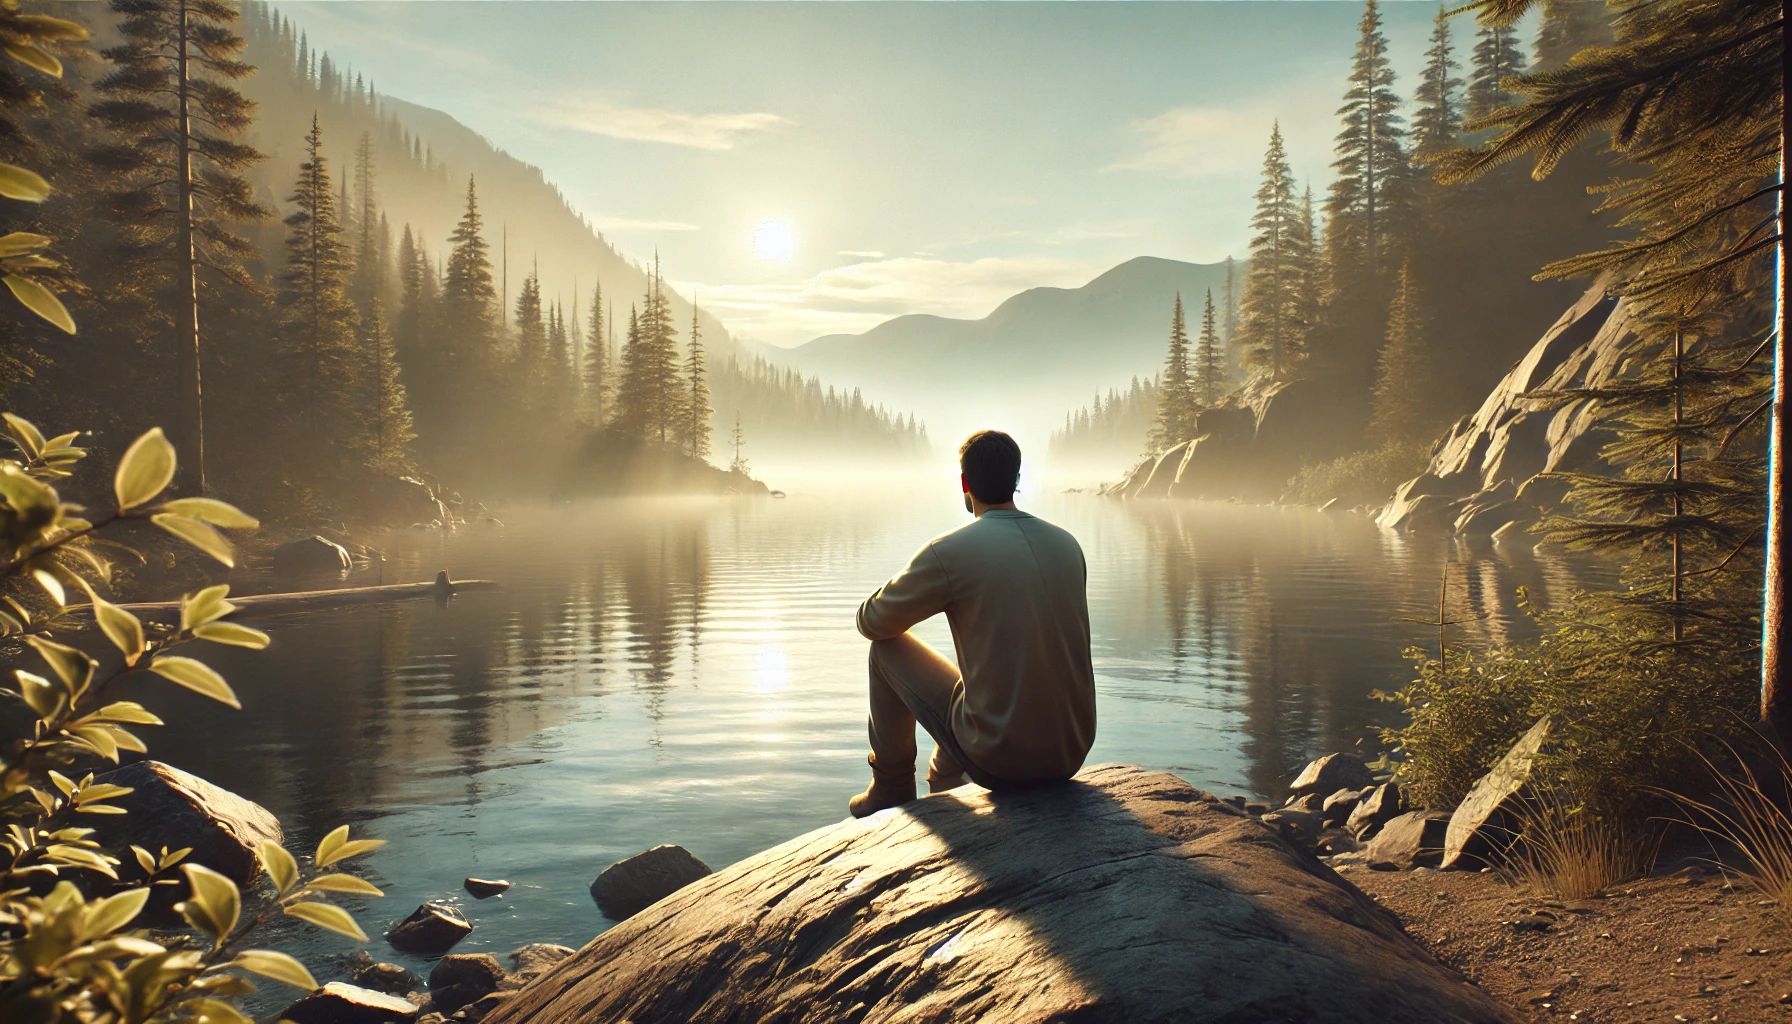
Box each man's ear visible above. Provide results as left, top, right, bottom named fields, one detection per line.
left=960, top=472, right=970, bottom=494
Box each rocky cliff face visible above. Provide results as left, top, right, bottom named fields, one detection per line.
left=1376, top=278, right=1643, bottom=535
left=1108, top=375, right=1352, bottom=502
left=485, top=765, right=1515, bottom=1024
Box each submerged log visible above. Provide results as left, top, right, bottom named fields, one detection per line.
left=487, top=764, right=1515, bottom=1024
left=68, top=571, right=499, bottom=625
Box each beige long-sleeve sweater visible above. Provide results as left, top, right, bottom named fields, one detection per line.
left=856, top=508, right=1096, bottom=782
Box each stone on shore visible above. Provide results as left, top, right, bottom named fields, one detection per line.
left=505, top=943, right=575, bottom=986
left=1442, top=717, right=1554, bottom=870
left=463, top=877, right=511, bottom=899
left=387, top=902, right=473, bottom=956
left=1259, top=807, right=1324, bottom=851
left=429, top=954, right=508, bottom=1014
left=1323, top=786, right=1370, bottom=826
left=1289, top=752, right=1376, bottom=797
left=484, top=764, right=1516, bottom=1024
left=1367, top=811, right=1453, bottom=871
left=1347, top=781, right=1403, bottom=839
left=280, top=982, right=419, bottom=1024
left=589, top=844, right=713, bottom=921
left=88, top=760, right=282, bottom=886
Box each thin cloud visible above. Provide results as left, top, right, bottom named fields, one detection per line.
left=1106, top=103, right=1332, bottom=179
left=837, top=249, right=886, bottom=259
left=533, top=97, right=791, bottom=151
left=595, top=217, right=700, bottom=233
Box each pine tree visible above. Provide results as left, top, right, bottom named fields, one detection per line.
left=512, top=265, right=545, bottom=393
left=1368, top=260, right=1432, bottom=446
left=89, top=0, right=271, bottom=489
left=1293, top=186, right=1323, bottom=340
left=357, top=297, right=414, bottom=475
left=545, top=298, right=573, bottom=421
left=1192, top=289, right=1226, bottom=409
left=728, top=412, right=749, bottom=476
left=1235, top=124, right=1304, bottom=380
left=1220, top=255, right=1238, bottom=363
left=1150, top=294, right=1197, bottom=450
left=1325, top=0, right=1410, bottom=290
left=583, top=282, right=608, bottom=424
left=1411, top=6, right=1462, bottom=159
left=1534, top=0, right=1610, bottom=68
left=272, top=117, right=360, bottom=462
left=1465, top=19, right=1523, bottom=120
left=395, top=225, right=422, bottom=356
left=682, top=305, right=712, bottom=460
left=615, top=267, right=683, bottom=445
left=441, top=176, right=496, bottom=380
left=352, top=130, right=382, bottom=307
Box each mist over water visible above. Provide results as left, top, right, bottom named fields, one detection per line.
left=122, top=490, right=1608, bottom=971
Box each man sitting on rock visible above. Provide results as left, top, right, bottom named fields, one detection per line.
left=849, top=429, right=1097, bottom=817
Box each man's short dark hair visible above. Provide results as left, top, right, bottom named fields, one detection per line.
left=959, top=430, right=1021, bottom=504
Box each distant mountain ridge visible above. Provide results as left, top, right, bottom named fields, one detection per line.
left=775, top=256, right=1238, bottom=444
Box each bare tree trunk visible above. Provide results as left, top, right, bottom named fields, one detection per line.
left=174, top=0, right=205, bottom=492
left=1765, top=93, right=1789, bottom=749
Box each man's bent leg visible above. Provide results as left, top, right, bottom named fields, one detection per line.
left=851, top=634, right=962, bottom=817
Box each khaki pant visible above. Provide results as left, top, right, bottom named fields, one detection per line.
left=867, top=633, right=1010, bottom=791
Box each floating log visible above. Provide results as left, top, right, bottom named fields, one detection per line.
left=68, top=571, right=499, bottom=625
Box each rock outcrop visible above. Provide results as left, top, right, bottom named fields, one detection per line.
left=273, top=535, right=355, bottom=575
left=1377, top=278, right=1645, bottom=536
left=487, top=765, right=1515, bottom=1024
left=1109, top=376, right=1354, bottom=502
left=88, top=760, right=282, bottom=886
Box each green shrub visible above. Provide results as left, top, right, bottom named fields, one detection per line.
left=1285, top=439, right=1432, bottom=507
left=1382, top=590, right=1759, bottom=813
left=0, top=415, right=382, bottom=1024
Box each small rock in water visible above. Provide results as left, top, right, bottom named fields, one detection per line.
left=463, top=877, right=511, bottom=899
left=349, top=958, right=422, bottom=997
left=591, top=844, right=713, bottom=921
left=387, top=902, right=473, bottom=956
left=1289, top=753, right=1376, bottom=797
left=281, top=983, right=419, bottom=1024
left=1242, top=802, right=1272, bottom=816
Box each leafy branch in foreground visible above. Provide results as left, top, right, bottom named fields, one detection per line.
left=1, top=413, right=387, bottom=1024
left=0, top=0, right=88, bottom=334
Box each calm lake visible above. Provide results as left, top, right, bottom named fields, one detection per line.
left=116, top=488, right=1607, bottom=972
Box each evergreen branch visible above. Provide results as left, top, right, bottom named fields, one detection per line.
left=1685, top=528, right=1765, bottom=577
left=1718, top=396, right=1773, bottom=455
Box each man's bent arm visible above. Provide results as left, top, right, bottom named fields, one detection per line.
left=857, top=544, right=952, bottom=640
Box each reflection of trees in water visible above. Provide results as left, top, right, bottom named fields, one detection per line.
left=615, top=512, right=712, bottom=726
left=1125, top=501, right=1610, bottom=797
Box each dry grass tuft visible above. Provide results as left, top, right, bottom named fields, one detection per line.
left=1673, top=743, right=1792, bottom=933
left=1501, top=786, right=1655, bottom=901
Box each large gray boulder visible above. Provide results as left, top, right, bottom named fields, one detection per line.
left=1442, top=717, right=1555, bottom=870
left=88, top=760, right=282, bottom=886
left=590, top=844, right=713, bottom=921
left=486, top=765, right=1516, bottom=1024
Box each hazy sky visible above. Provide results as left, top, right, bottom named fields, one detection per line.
left=275, top=1, right=1450, bottom=347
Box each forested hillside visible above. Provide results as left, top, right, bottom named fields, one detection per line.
left=0, top=0, right=925, bottom=522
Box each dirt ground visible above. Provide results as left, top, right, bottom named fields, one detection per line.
left=1343, top=862, right=1791, bottom=1023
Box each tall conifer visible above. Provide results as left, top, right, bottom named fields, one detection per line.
left=272, top=117, right=359, bottom=461
left=1368, top=259, right=1432, bottom=445
left=1236, top=124, right=1303, bottom=380
left=1465, top=19, right=1524, bottom=120
left=90, top=0, right=271, bottom=489
left=1411, top=6, right=1461, bottom=159
left=1193, top=290, right=1226, bottom=409
left=352, top=130, right=382, bottom=307
left=583, top=281, right=608, bottom=424
left=1325, top=0, right=1409, bottom=289
left=357, top=297, right=414, bottom=475
left=441, top=176, right=496, bottom=379
left=1150, top=294, right=1197, bottom=450
left=682, top=306, right=712, bottom=460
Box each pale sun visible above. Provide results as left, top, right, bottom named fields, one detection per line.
left=753, top=220, right=794, bottom=261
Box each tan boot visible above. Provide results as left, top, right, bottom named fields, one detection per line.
left=848, top=754, right=916, bottom=818
left=927, top=771, right=968, bottom=795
